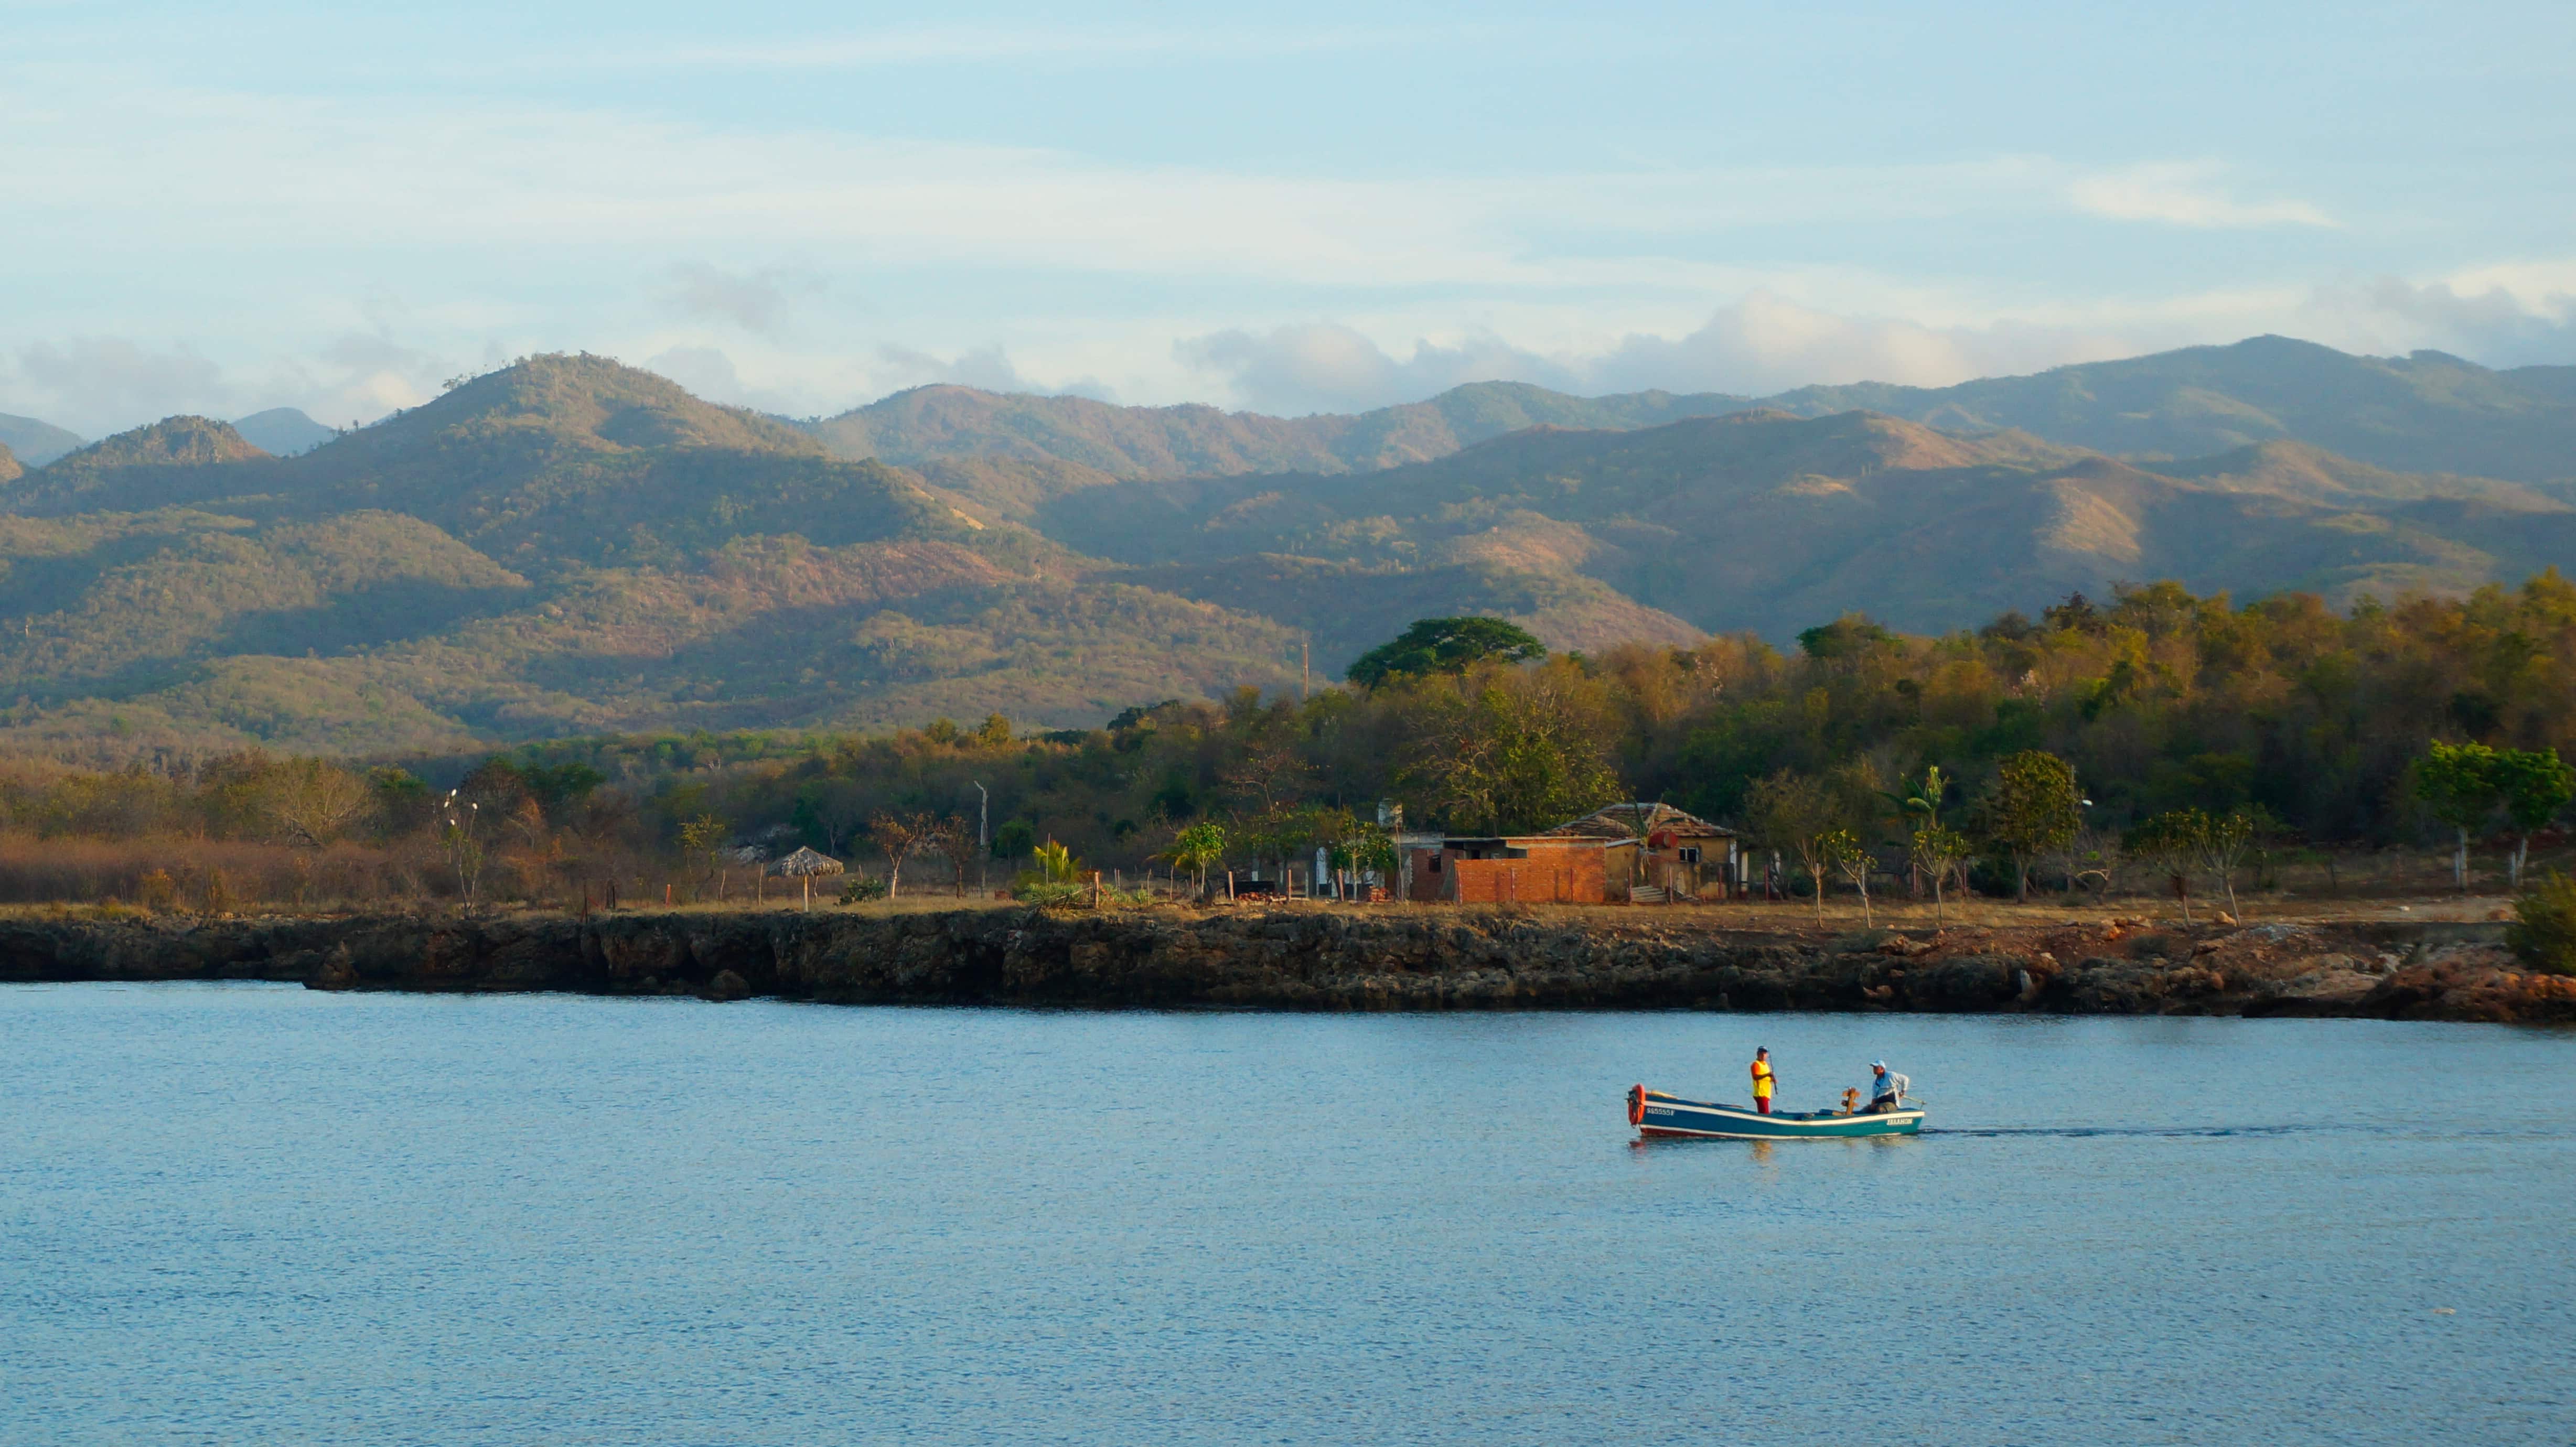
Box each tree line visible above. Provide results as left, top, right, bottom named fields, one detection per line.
left=2, top=573, right=2574, bottom=909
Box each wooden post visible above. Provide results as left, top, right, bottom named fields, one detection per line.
left=803, top=875, right=811, bottom=912
left=1090, top=871, right=1101, bottom=909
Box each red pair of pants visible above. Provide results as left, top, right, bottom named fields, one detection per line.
left=1755, top=1096, right=1772, bottom=1114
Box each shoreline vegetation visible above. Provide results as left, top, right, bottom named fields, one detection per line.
left=7, top=576, right=2576, bottom=982
left=2, top=901, right=2567, bottom=1023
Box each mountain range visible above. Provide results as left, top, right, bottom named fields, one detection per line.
left=0, top=337, right=2569, bottom=759
left=800, top=336, right=2576, bottom=485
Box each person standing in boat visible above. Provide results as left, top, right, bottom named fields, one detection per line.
left=1749, top=1048, right=1776, bottom=1115
left=1863, top=1061, right=1909, bottom=1113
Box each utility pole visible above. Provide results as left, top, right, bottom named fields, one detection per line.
left=973, top=780, right=989, bottom=895
left=1301, top=639, right=1310, bottom=701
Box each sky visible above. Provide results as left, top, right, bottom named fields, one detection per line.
left=4, top=0, right=2575, bottom=438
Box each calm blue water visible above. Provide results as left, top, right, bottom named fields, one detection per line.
left=2, top=985, right=2569, bottom=1446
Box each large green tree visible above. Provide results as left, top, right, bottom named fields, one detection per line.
left=1396, top=661, right=1621, bottom=834
left=2414, top=742, right=2505, bottom=892
left=1346, top=617, right=1545, bottom=689
left=1981, top=750, right=2082, bottom=902
left=2493, top=748, right=2576, bottom=889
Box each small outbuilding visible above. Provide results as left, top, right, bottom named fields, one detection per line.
left=1538, top=802, right=1742, bottom=902
left=1396, top=802, right=1743, bottom=905
left=772, top=846, right=845, bottom=909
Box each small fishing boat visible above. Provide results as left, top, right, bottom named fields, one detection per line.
left=1626, top=1084, right=1924, bottom=1139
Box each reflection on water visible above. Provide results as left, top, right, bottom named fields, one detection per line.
left=3, top=985, right=2570, bottom=1445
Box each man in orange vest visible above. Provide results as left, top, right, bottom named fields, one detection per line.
left=1750, top=1047, right=1776, bottom=1114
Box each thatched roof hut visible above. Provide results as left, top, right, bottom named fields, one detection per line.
left=774, top=846, right=844, bottom=877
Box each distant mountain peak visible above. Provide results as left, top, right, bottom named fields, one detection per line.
left=0, top=412, right=84, bottom=468
left=43, top=415, right=269, bottom=475
left=232, top=407, right=337, bottom=458
left=365, top=352, right=825, bottom=459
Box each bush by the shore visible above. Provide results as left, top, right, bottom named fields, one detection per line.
left=2507, top=872, right=2576, bottom=974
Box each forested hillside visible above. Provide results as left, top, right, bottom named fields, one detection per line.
left=1037, top=409, right=2576, bottom=638
left=0, top=355, right=1304, bottom=759
left=6, top=574, right=2572, bottom=916
left=3, top=340, right=2572, bottom=764
left=807, top=379, right=1751, bottom=479
left=1765, top=336, right=2576, bottom=483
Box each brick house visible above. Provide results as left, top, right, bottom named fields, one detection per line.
left=1539, top=802, right=1743, bottom=901
left=1396, top=802, right=1742, bottom=904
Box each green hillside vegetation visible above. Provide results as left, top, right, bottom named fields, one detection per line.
left=802, top=339, right=2576, bottom=488
left=0, top=356, right=1303, bottom=759
left=5, top=573, right=2566, bottom=918
left=1028, top=408, right=2576, bottom=640
left=1765, top=336, right=2576, bottom=484
left=4, top=343, right=2573, bottom=764
left=1114, top=555, right=1699, bottom=663
left=0, top=442, right=17, bottom=486
left=486, top=568, right=2576, bottom=872
left=9, top=416, right=277, bottom=514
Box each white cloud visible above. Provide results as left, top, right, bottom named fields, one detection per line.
left=0, top=77, right=2339, bottom=300
left=653, top=263, right=824, bottom=336
left=1175, top=324, right=1579, bottom=415
left=1177, top=295, right=2146, bottom=413
left=2292, top=274, right=2576, bottom=368
left=2067, top=163, right=2335, bottom=229
left=7, top=339, right=230, bottom=433
left=0, top=331, right=450, bottom=438
left=575, top=21, right=1466, bottom=73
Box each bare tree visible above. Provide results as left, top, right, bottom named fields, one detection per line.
left=1909, top=825, right=1972, bottom=929
left=2052, top=823, right=2123, bottom=904
left=1823, top=829, right=1875, bottom=925
left=1220, top=742, right=1315, bottom=815
left=266, top=758, right=370, bottom=849
left=1745, top=770, right=1849, bottom=923
left=925, top=815, right=975, bottom=897
left=871, top=812, right=939, bottom=898
left=811, top=781, right=870, bottom=855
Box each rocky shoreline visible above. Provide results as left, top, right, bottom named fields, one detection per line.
left=2, top=905, right=2571, bottom=1023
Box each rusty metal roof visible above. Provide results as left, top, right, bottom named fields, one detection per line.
left=1538, top=802, right=1736, bottom=840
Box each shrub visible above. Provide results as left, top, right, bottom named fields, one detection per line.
left=137, top=869, right=178, bottom=912
left=836, top=874, right=888, bottom=904
left=2506, top=871, right=2576, bottom=975
left=1012, top=880, right=1087, bottom=909
left=192, top=869, right=235, bottom=917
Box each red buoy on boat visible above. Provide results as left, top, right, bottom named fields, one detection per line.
left=1627, top=1084, right=1646, bottom=1127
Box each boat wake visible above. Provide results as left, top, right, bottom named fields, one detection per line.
left=1929, top=1124, right=2335, bottom=1139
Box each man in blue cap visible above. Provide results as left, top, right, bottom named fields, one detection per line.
left=1864, top=1060, right=1910, bottom=1113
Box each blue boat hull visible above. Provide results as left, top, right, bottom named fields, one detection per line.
left=1627, top=1086, right=1923, bottom=1139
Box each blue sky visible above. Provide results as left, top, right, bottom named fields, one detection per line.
left=5, top=1, right=2574, bottom=437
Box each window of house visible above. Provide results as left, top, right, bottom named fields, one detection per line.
left=1680, top=847, right=1702, bottom=863
left=1427, top=854, right=1442, bottom=872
